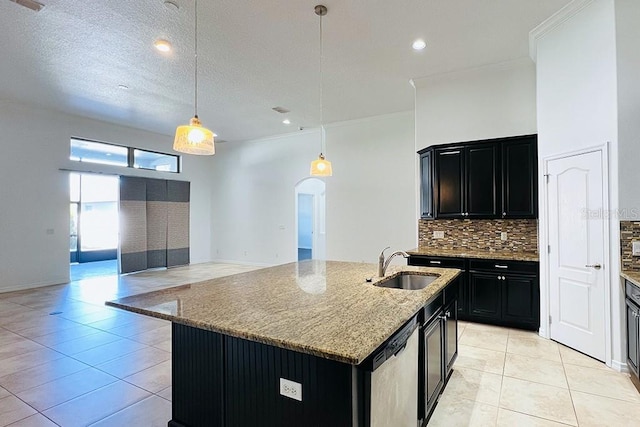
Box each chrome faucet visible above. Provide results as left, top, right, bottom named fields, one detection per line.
left=378, top=247, right=410, bottom=277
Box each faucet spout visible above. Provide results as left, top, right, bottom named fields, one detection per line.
left=378, top=248, right=409, bottom=277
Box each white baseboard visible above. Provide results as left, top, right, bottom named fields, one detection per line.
left=0, top=276, right=69, bottom=294
left=611, top=359, right=629, bottom=373
left=209, top=258, right=275, bottom=268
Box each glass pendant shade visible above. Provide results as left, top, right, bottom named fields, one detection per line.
left=173, top=116, right=215, bottom=155
left=310, top=153, right=332, bottom=176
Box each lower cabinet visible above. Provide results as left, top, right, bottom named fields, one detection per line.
left=626, top=280, right=640, bottom=392
left=409, top=255, right=540, bottom=330
left=420, top=281, right=458, bottom=424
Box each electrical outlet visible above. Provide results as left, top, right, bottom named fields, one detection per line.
left=280, top=378, right=302, bottom=401
left=433, top=231, right=444, bottom=239
left=633, top=241, right=640, bottom=256
left=46, top=228, right=54, bottom=235
left=501, top=232, right=508, bottom=241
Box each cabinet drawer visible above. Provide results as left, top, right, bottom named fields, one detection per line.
left=409, top=256, right=465, bottom=269
left=469, top=259, right=538, bottom=275
left=424, top=293, right=444, bottom=324
left=627, top=281, right=640, bottom=306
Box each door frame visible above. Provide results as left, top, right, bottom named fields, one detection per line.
left=540, top=142, right=612, bottom=366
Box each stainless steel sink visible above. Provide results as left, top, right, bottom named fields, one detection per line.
left=374, top=273, right=438, bottom=290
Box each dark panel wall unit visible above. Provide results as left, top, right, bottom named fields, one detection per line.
left=225, top=335, right=354, bottom=427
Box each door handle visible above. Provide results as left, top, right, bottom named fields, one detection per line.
left=585, top=264, right=602, bottom=270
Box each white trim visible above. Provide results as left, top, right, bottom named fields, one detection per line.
left=611, top=359, right=629, bottom=373
left=411, top=57, right=533, bottom=87
left=541, top=143, right=612, bottom=366
left=0, top=277, right=69, bottom=293
left=529, top=0, right=596, bottom=62
left=209, top=258, right=275, bottom=268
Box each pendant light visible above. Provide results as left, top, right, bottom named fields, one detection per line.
left=173, top=0, right=215, bottom=155
left=310, top=5, right=332, bottom=177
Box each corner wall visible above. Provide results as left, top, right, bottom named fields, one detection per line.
left=0, top=101, right=214, bottom=292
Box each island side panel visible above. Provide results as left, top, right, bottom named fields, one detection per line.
left=170, top=323, right=225, bottom=427
left=225, top=335, right=356, bottom=427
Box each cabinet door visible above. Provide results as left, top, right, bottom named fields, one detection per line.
left=502, top=137, right=537, bottom=218
left=465, top=143, right=500, bottom=218
left=627, top=300, right=639, bottom=376
left=444, top=301, right=458, bottom=376
left=434, top=148, right=464, bottom=218
left=502, top=274, right=539, bottom=327
left=420, top=150, right=433, bottom=219
left=469, top=272, right=501, bottom=319
left=423, top=316, right=444, bottom=419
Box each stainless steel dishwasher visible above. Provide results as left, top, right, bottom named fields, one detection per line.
left=369, top=316, right=419, bottom=427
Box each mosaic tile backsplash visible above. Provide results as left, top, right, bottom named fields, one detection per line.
left=621, top=221, right=640, bottom=271
left=418, top=219, right=538, bottom=253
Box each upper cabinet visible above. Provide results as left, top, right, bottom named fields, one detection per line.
left=419, top=135, right=537, bottom=220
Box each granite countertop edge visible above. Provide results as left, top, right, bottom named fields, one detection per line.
left=406, top=248, right=539, bottom=262
left=621, top=270, right=640, bottom=288
left=106, top=263, right=461, bottom=365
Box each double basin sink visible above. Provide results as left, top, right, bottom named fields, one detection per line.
left=374, top=272, right=437, bottom=290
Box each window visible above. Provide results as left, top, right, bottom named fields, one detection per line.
left=70, top=138, right=180, bottom=173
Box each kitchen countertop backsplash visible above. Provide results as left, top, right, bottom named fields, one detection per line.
left=418, top=219, right=538, bottom=254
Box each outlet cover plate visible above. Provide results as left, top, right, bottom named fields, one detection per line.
left=501, top=232, right=508, bottom=241
left=633, top=241, right=640, bottom=256
left=433, top=231, right=444, bottom=239
left=280, top=378, right=302, bottom=401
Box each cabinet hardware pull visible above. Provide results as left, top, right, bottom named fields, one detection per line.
left=502, top=276, right=506, bottom=280
left=502, top=212, right=506, bottom=217
left=494, top=265, right=508, bottom=269
left=429, top=261, right=441, bottom=265
left=445, top=311, right=451, bottom=318
left=440, top=151, right=460, bottom=155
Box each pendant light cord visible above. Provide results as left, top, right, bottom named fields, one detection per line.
left=319, top=10, right=324, bottom=154
left=194, top=0, right=199, bottom=117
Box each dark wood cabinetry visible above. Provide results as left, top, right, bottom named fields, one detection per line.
left=626, top=280, right=640, bottom=392
left=419, top=134, right=537, bottom=220
left=409, top=255, right=539, bottom=330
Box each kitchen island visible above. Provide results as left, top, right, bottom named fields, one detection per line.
left=107, top=260, right=460, bottom=427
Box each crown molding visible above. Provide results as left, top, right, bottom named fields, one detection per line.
left=529, top=0, right=596, bottom=62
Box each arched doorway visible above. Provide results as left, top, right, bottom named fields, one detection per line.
left=295, top=178, right=326, bottom=261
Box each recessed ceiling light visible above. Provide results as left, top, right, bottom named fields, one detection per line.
left=412, top=39, right=427, bottom=51
left=282, top=119, right=291, bottom=125
left=154, top=39, right=172, bottom=53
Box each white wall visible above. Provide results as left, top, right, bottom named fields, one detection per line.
left=209, top=111, right=417, bottom=266
left=534, top=0, right=622, bottom=368
left=0, top=101, right=213, bottom=292
left=412, top=58, right=537, bottom=151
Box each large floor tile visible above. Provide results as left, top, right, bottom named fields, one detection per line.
left=71, top=338, right=147, bottom=366
left=0, top=386, right=10, bottom=399
left=0, top=395, right=37, bottom=427
left=503, top=353, right=567, bottom=388
left=128, top=325, right=171, bottom=345
left=30, top=324, right=102, bottom=347
left=0, top=356, right=88, bottom=394
left=6, top=414, right=59, bottom=427
left=42, top=381, right=150, bottom=427
left=16, top=368, right=117, bottom=412
left=499, top=377, right=577, bottom=426
left=427, top=394, right=498, bottom=427
left=571, top=390, right=640, bottom=427
left=88, top=395, right=172, bottom=427
left=95, top=347, right=170, bottom=379
left=0, top=339, right=46, bottom=361
left=106, top=317, right=169, bottom=338
left=564, top=363, right=640, bottom=403
left=496, top=408, right=573, bottom=427
left=124, top=360, right=172, bottom=393
left=49, top=330, right=122, bottom=356
left=506, top=336, right=561, bottom=362
left=157, top=386, right=172, bottom=402
left=0, top=348, right=65, bottom=378
left=558, top=344, right=608, bottom=370
left=440, top=367, right=502, bottom=406
left=459, top=328, right=509, bottom=352
left=455, top=344, right=505, bottom=375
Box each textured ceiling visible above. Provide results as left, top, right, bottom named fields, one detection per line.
left=0, top=0, right=571, bottom=142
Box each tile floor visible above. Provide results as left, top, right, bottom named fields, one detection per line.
left=0, top=262, right=639, bottom=426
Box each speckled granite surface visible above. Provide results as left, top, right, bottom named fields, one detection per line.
left=407, top=247, right=539, bottom=262
left=621, top=271, right=640, bottom=288
left=107, top=261, right=460, bottom=365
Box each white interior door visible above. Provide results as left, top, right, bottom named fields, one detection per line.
left=547, top=150, right=606, bottom=361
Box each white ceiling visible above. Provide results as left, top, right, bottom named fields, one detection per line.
left=0, top=0, right=571, bottom=142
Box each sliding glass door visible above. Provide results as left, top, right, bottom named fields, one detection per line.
left=69, top=173, right=119, bottom=263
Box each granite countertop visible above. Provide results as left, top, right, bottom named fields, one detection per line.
left=406, top=247, right=539, bottom=262
left=621, top=270, right=640, bottom=287
left=106, top=260, right=460, bottom=365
